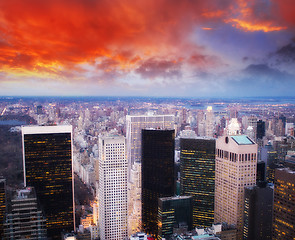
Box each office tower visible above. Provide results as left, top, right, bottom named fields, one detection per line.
left=256, top=161, right=266, bottom=182
left=197, top=110, right=206, bottom=136
left=180, top=137, right=215, bottom=227
left=141, top=129, right=175, bottom=238
left=126, top=115, right=174, bottom=235
left=0, top=178, right=6, bottom=239
left=22, top=125, right=75, bottom=239
left=243, top=182, right=273, bottom=240
left=256, top=120, right=265, bottom=140
left=98, top=136, right=127, bottom=240
left=158, top=196, right=193, bottom=240
left=247, top=115, right=257, bottom=140
left=126, top=115, right=175, bottom=166
left=205, top=106, right=214, bottom=137
left=3, top=187, right=47, bottom=239
left=272, top=168, right=295, bottom=240
left=215, top=135, right=257, bottom=239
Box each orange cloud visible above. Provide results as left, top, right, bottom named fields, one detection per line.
left=227, top=18, right=287, bottom=32
left=0, top=0, right=232, bottom=79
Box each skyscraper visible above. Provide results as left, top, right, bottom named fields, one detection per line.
left=0, top=178, right=6, bottom=239
left=243, top=182, right=273, bottom=240
left=141, top=129, right=175, bottom=238
left=126, top=115, right=174, bottom=234
left=126, top=115, right=175, bottom=166
left=180, top=137, right=215, bottom=227
left=3, top=187, right=47, bottom=239
left=158, top=196, right=193, bottom=240
left=98, top=136, right=127, bottom=240
left=272, top=168, right=295, bottom=240
left=22, top=125, right=75, bottom=239
left=215, top=135, right=257, bottom=239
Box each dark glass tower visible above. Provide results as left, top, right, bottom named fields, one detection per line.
left=272, top=168, right=295, bottom=240
left=243, top=182, right=273, bottom=240
left=180, top=137, right=215, bottom=227
left=22, top=126, right=75, bottom=240
left=141, top=129, right=175, bottom=238
left=158, top=196, right=193, bottom=240
left=256, top=120, right=265, bottom=140
left=0, top=178, right=6, bottom=239
left=256, top=161, right=266, bottom=182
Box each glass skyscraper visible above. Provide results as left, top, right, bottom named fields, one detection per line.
left=141, top=129, right=175, bottom=238
left=180, top=137, right=215, bottom=227
left=22, top=125, right=75, bottom=240
left=0, top=178, right=6, bottom=239
left=158, top=195, right=193, bottom=240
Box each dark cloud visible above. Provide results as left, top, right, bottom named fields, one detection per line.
left=243, top=63, right=294, bottom=82
left=135, top=58, right=182, bottom=79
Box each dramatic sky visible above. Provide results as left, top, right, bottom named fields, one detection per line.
left=0, top=0, right=295, bottom=97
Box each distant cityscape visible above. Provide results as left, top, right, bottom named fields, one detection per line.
left=0, top=96, right=295, bottom=240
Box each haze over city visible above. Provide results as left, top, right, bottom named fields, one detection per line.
left=0, top=0, right=294, bottom=97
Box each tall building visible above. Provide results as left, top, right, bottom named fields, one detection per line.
left=205, top=106, right=215, bottom=138
left=215, top=135, right=257, bottom=239
left=126, top=115, right=174, bottom=235
left=256, top=161, right=266, bottom=182
left=126, top=115, right=175, bottom=166
left=0, top=178, right=6, bottom=239
left=98, top=136, right=127, bottom=240
left=272, top=168, right=295, bottom=240
left=243, top=182, right=273, bottom=240
left=180, top=137, right=215, bottom=227
left=256, top=120, right=265, bottom=140
left=3, top=187, right=47, bottom=239
left=141, top=129, right=175, bottom=238
left=22, top=125, right=75, bottom=239
left=247, top=115, right=257, bottom=140
left=158, top=196, right=193, bottom=240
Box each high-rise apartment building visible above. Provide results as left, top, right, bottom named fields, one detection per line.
left=158, top=196, right=193, bottom=240
left=215, top=135, right=257, bottom=239
left=98, top=136, right=128, bottom=240
left=3, top=187, right=47, bottom=239
left=22, top=125, right=75, bottom=239
left=180, top=137, right=215, bottom=227
left=126, top=115, right=174, bottom=235
left=243, top=182, right=273, bottom=240
left=0, top=178, right=6, bottom=239
left=141, top=129, right=175, bottom=238
left=272, top=168, right=295, bottom=240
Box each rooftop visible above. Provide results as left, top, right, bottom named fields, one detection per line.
left=231, top=135, right=255, bottom=145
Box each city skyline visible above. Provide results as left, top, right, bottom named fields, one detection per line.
left=0, top=0, right=294, bottom=97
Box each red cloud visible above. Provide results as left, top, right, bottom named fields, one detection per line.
left=0, top=0, right=293, bottom=81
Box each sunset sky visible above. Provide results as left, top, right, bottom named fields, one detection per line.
left=0, top=0, right=294, bottom=97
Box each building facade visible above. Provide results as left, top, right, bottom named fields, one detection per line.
left=141, top=129, right=175, bottom=238
left=180, top=137, right=215, bottom=227
left=98, top=136, right=128, bottom=240
left=126, top=115, right=174, bottom=235
left=243, top=182, right=273, bottom=240
left=3, top=187, right=47, bottom=239
left=272, top=168, right=295, bottom=240
left=215, top=135, right=257, bottom=239
left=22, top=125, right=75, bottom=239
left=0, top=178, right=6, bottom=239
left=158, top=196, right=193, bottom=240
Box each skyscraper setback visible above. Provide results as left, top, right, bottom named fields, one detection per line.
left=22, top=125, right=75, bottom=239
left=180, top=137, right=215, bottom=227
left=141, top=129, right=175, bottom=238
left=215, top=135, right=257, bottom=239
